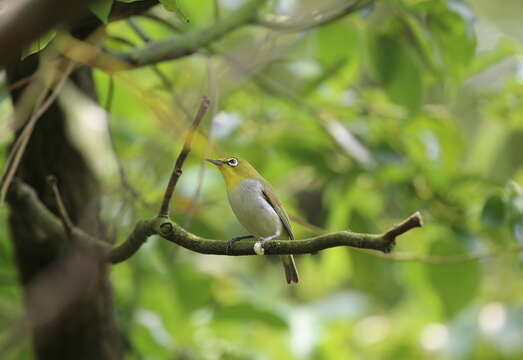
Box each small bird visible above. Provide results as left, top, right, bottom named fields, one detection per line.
left=207, top=156, right=299, bottom=284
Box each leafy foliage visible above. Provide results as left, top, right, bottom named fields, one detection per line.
left=2, top=0, right=523, bottom=359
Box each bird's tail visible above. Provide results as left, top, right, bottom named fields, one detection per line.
left=281, top=255, right=299, bottom=284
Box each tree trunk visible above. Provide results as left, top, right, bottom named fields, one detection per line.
left=6, top=50, right=122, bottom=360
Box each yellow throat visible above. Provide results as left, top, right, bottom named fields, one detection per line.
left=206, top=156, right=263, bottom=191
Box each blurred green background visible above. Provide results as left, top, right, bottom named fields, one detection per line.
left=2, top=0, right=523, bottom=359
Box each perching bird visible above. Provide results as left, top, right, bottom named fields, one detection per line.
left=207, top=156, right=299, bottom=284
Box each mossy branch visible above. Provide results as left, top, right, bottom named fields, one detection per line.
left=7, top=179, right=422, bottom=261
left=152, top=213, right=422, bottom=255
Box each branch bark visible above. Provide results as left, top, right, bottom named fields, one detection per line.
left=8, top=179, right=423, bottom=261
left=116, top=0, right=266, bottom=66
left=154, top=213, right=422, bottom=255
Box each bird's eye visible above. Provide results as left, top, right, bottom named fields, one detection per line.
left=227, top=158, right=238, bottom=167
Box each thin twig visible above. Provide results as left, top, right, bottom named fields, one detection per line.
left=158, top=96, right=210, bottom=217
left=125, top=18, right=191, bottom=120
left=46, top=175, right=74, bottom=239
left=104, top=76, right=137, bottom=195
left=0, top=74, right=34, bottom=96
left=0, top=60, right=74, bottom=203
left=256, top=0, right=373, bottom=32
left=127, top=20, right=174, bottom=91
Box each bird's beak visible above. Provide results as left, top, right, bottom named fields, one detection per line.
left=206, top=158, right=223, bottom=166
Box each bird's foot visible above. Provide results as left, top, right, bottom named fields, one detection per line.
left=226, top=235, right=254, bottom=255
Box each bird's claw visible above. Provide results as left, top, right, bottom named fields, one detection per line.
left=226, top=235, right=253, bottom=255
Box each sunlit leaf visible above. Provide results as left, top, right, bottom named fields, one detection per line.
left=159, top=0, right=190, bottom=23
left=89, top=0, right=113, bottom=23
left=367, top=33, right=422, bottom=113
left=21, top=30, right=56, bottom=59
left=427, top=2, right=476, bottom=78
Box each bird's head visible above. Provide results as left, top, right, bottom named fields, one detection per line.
left=206, top=156, right=262, bottom=190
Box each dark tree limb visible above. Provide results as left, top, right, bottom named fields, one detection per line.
left=8, top=179, right=111, bottom=254
left=0, top=0, right=90, bottom=66
left=158, top=96, right=210, bottom=217
left=46, top=175, right=74, bottom=239
left=0, top=0, right=159, bottom=67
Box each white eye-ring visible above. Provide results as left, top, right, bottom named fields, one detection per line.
left=227, top=158, right=238, bottom=167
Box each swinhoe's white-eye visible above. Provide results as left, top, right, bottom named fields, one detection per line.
left=207, top=156, right=299, bottom=284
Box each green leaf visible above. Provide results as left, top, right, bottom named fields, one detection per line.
left=426, top=239, right=480, bottom=318
left=89, top=0, right=113, bottom=23
left=316, top=20, right=360, bottom=67
left=367, top=33, right=422, bottom=113
left=427, top=4, right=476, bottom=78
left=213, top=303, right=288, bottom=329
left=159, top=0, right=190, bottom=23
left=481, top=193, right=506, bottom=228
left=21, top=30, right=56, bottom=59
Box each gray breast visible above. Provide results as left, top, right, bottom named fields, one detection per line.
left=227, top=179, right=282, bottom=238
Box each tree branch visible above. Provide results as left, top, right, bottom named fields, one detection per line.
left=116, top=0, right=266, bottom=66
left=0, top=60, right=74, bottom=204
left=154, top=213, right=422, bottom=255
left=158, top=96, right=210, bottom=217
left=7, top=176, right=423, bottom=263
left=107, top=219, right=156, bottom=263
left=17, top=177, right=523, bottom=265
left=46, top=175, right=74, bottom=239
left=7, top=179, right=111, bottom=254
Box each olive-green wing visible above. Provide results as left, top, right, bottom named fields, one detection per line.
left=261, top=181, right=294, bottom=240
